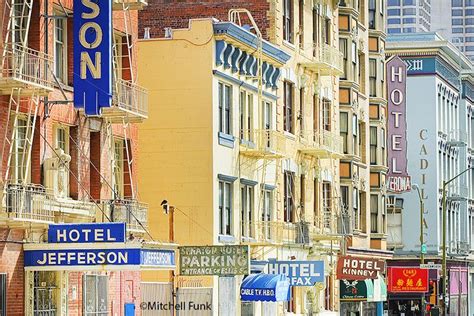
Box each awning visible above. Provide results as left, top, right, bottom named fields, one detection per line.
left=240, top=274, right=290, bottom=302
left=340, top=279, right=374, bottom=302
left=372, top=276, right=387, bottom=302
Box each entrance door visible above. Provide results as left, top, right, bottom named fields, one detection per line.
left=141, top=282, right=173, bottom=316
left=176, top=288, right=212, bottom=316
left=33, top=271, right=58, bottom=316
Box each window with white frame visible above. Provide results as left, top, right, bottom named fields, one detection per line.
left=239, top=91, right=253, bottom=142
left=369, top=59, right=377, bottom=97
left=240, top=183, right=254, bottom=238
left=284, top=81, right=294, bottom=133
left=54, top=125, right=70, bottom=197
left=284, top=171, right=295, bottom=223
left=353, top=187, right=360, bottom=230
left=370, top=126, right=377, bottom=164
left=262, top=189, right=273, bottom=240
left=83, top=274, right=108, bottom=316
left=11, top=117, right=30, bottom=183
left=322, top=99, right=331, bottom=131
left=322, top=181, right=332, bottom=229
left=370, top=194, right=379, bottom=233
left=381, top=128, right=386, bottom=165
left=113, top=139, right=124, bottom=199
left=339, top=38, right=348, bottom=80
left=54, top=12, right=67, bottom=83
left=351, top=41, right=357, bottom=82
left=369, top=0, right=376, bottom=29
left=218, top=82, right=232, bottom=135
left=352, top=114, right=358, bottom=156
left=340, top=112, right=348, bottom=154
left=219, top=180, right=232, bottom=236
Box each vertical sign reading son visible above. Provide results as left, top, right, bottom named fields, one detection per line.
left=386, top=56, right=411, bottom=193
left=74, top=0, right=112, bottom=116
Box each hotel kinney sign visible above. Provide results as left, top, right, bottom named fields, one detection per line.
left=386, top=56, right=411, bottom=193
left=336, top=256, right=385, bottom=280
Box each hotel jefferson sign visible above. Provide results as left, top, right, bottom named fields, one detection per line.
left=386, top=56, right=411, bottom=193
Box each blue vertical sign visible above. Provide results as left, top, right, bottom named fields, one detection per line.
left=74, top=0, right=112, bottom=115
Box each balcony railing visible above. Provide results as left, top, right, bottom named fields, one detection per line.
left=446, top=129, right=468, bottom=147
left=241, top=221, right=314, bottom=245
left=112, top=0, right=148, bottom=10
left=105, top=199, right=148, bottom=232
left=299, top=130, right=344, bottom=158
left=240, top=129, right=288, bottom=158
left=303, top=44, right=344, bottom=76
left=101, top=78, right=148, bottom=123
left=0, top=44, right=54, bottom=95
left=1, top=183, right=96, bottom=224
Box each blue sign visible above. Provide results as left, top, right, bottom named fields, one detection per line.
left=240, top=274, right=290, bottom=302
left=74, top=0, right=112, bottom=115
left=48, top=223, right=126, bottom=243
left=24, top=248, right=176, bottom=269
left=268, top=260, right=325, bottom=286
left=140, top=249, right=175, bottom=267
left=25, top=248, right=140, bottom=267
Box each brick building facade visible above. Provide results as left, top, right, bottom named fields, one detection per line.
left=0, top=0, right=148, bottom=315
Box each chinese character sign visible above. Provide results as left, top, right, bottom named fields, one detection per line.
left=388, top=267, right=428, bottom=293
left=74, top=0, right=113, bottom=115
left=386, top=56, right=411, bottom=193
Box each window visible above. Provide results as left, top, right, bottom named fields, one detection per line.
left=388, top=0, right=400, bottom=5
left=0, top=274, right=5, bottom=316
left=84, top=274, right=108, bottom=316
left=313, top=94, right=320, bottom=133
left=369, top=59, right=377, bottom=97
left=388, top=18, right=401, bottom=24
left=300, top=175, right=305, bottom=211
left=218, top=82, right=232, bottom=135
left=340, top=112, right=348, bottom=154
left=322, top=182, right=331, bottom=229
left=370, top=194, right=379, bottom=233
left=339, top=38, right=348, bottom=80
left=262, top=189, right=273, bottom=239
left=370, top=126, right=377, bottom=164
left=312, top=8, right=319, bottom=56
left=352, top=114, right=358, bottom=155
left=239, top=91, right=253, bottom=141
left=54, top=13, right=67, bottom=83
left=322, top=18, right=330, bottom=45
left=54, top=125, right=70, bottom=197
left=353, top=188, right=360, bottom=230
left=299, top=0, right=304, bottom=48
left=112, top=139, right=124, bottom=199
left=34, top=272, right=58, bottom=315
left=387, top=9, right=401, bottom=15
left=299, top=88, right=304, bottom=132
left=283, top=0, right=294, bottom=43
left=284, top=81, right=294, bottom=133
left=219, top=180, right=233, bottom=236
left=11, top=117, right=30, bottom=183
left=314, top=178, right=319, bottom=225
left=322, top=99, right=331, bottom=131
left=351, top=41, right=357, bottom=82
left=241, top=184, right=254, bottom=238
left=369, top=0, right=376, bottom=29
left=452, top=19, right=464, bottom=26
left=284, top=171, right=295, bottom=223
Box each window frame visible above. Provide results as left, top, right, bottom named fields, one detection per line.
left=219, top=180, right=233, bottom=236
left=218, top=82, right=232, bottom=135
left=284, top=81, right=294, bottom=134
left=53, top=11, right=68, bottom=84
left=283, top=0, right=294, bottom=43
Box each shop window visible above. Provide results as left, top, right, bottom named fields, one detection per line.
left=34, top=271, right=58, bottom=315
left=219, top=180, right=233, bottom=236
left=83, top=274, right=108, bottom=316
left=0, top=273, right=5, bottom=316
left=284, top=171, right=295, bottom=223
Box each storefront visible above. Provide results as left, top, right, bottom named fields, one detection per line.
left=23, top=223, right=176, bottom=315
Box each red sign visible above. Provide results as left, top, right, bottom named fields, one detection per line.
left=336, top=256, right=385, bottom=280
left=388, top=267, right=428, bottom=293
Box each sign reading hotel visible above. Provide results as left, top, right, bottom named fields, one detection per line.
left=179, top=245, right=250, bottom=276
left=386, top=56, right=411, bottom=193
left=24, top=223, right=176, bottom=270
left=74, top=0, right=112, bottom=115
left=388, top=267, right=428, bottom=293
left=267, top=260, right=324, bottom=286
left=336, top=256, right=385, bottom=280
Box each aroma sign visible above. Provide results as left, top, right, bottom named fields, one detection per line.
left=386, top=56, right=411, bottom=193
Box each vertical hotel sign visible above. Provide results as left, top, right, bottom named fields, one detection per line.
left=74, top=0, right=112, bottom=116
left=386, top=56, right=411, bottom=193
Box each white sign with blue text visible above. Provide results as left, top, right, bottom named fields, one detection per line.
left=268, top=260, right=325, bottom=286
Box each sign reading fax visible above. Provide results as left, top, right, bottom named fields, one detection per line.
left=268, top=260, right=325, bottom=286
left=48, top=223, right=126, bottom=243
left=179, top=245, right=249, bottom=276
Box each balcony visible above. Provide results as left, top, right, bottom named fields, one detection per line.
left=301, top=44, right=344, bottom=76
left=240, top=221, right=313, bottom=246
left=0, top=183, right=96, bottom=227
left=299, top=130, right=344, bottom=158
left=0, top=44, right=54, bottom=95
left=104, top=199, right=148, bottom=233
left=239, top=130, right=288, bottom=158
left=101, top=79, right=148, bottom=123
left=446, top=129, right=468, bottom=147
left=112, top=0, right=148, bottom=10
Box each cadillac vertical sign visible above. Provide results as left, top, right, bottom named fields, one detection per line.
left=74, top=0, right=113, bottom=115
left=386, top=56, right=411, bottom=193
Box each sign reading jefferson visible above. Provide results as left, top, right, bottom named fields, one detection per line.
left=336, top=256, right=385, bottom=280
left=179, top=245, right=249, bottom=276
